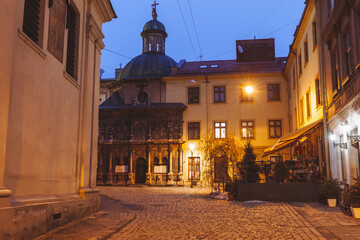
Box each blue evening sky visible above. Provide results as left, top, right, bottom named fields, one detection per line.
left=101, top=0, right=306, bottom=78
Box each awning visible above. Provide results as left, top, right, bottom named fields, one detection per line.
left=262, top=118, right=323, bottom=157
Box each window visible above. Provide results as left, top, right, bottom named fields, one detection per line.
left=269, top=120, right=282, bottom=138
left=214, top=86, right=225, bottom=103
left=188, top=157, right=200, bottom=180
left=188, top=87, right=199, bottom=104
left=268, top=84, right=280, bottom=101
left=304, top=38, right=309, bottom=64
left=294, top=108, right=298, bottom=130
left=292, top=68, right=296, bottom=89
left=299, top=98, right=304, bottom=125
left=312, top=20, right=317, bottom=49
left=315, top=78, right=321, bottom=107
left=240, top=86, right=253, bottom=102
left=344, top=33, right=351, bottom=77
left=188, top=122, right=200, bottom=140
left=241, top=121, right=254, bottom=139
left=48, top=0, right=67, bottom=61
left=298, top=53, right=302, bottom=75
left=66, top=2, right=79, bottom=79
left=306, top=90, right=311, bottom=119
left=156, top=43, right=160, bottom=51
left=23, top=0, right=43, bottom=45
left=214, top=122, right=226, bottom=139
left=331, top=52, right=339, bottom=91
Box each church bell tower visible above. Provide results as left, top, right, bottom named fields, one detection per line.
left=141, top=1, right=167, bottom=54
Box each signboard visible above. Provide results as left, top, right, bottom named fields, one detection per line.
left=154, top=165, right=167, bottom=174
left=115, top=165, right=128, bottom=173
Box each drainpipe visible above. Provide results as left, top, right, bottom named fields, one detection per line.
left=315, top=0, right=331, bottom=179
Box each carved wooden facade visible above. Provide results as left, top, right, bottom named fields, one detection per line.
left=97, top=105, right=186, bottom=185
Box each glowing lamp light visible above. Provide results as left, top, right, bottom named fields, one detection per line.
left=244, top=86, right=254, bottom=94
left=329, top=134, right=337, bottom=141
left=189, top=79, right=196, bottom=85
left=189, top=143, right=195, bottom=151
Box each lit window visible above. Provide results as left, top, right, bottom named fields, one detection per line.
left=200, top=65, right=207, bottom=69
left=188, top=157, right=200, bottom=180
left=241, top=121, right=254, bottom=139
left=214, top=122, right=226, bottom=139
left=210, top=65, right=218, bottom=68
left=241, top=86, right=253, bottom=102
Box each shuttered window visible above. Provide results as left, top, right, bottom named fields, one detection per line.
left=23, top=0, right=41, bottom=44
left=66, top=4, right=78, bottom=79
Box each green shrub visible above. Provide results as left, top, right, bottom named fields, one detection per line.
left=274, top=160, right=289, bottom=183
left=319, top=178, right=341, bottom=199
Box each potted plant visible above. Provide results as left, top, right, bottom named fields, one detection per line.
left=274, top=159, right=289, bottom=183
left=319, top=178, right=341, bottom=207
left=349, top=177, right=360, bottom=218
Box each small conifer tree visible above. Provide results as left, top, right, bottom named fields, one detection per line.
left=241, top=141, right=259, bottom=183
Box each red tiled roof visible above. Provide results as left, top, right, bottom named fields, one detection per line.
left=173, top=58, right=286, bottom=76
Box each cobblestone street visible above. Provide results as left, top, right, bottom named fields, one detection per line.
left=33, top=186, right=360, bottom=240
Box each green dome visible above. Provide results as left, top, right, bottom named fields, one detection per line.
left=142, top=19, right=166, bottom=33
left=119, top=52, right=177, bottom=80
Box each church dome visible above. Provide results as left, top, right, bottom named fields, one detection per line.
left=142, top=19, right=166, bottom=33
left=119, top=52, right=177, bottom=80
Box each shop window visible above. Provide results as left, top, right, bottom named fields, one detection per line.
left=214, top=122, right=226, bottom=139
left=306, top=90, right=311, bottom=119
left=66, top=2, right=79, bottom=80
left=188, top=157, right=200, bottom=180
left=315, top=78, right=321, bottom=107
left=269, top=120, right=282, bottom=138
left=268, top=84, right=280, bottom=101
left=23, top=0, right=44, bottom=45
left=214, top=86, right=225, bottom=103
left=188, top=122, right=200, bottom=140
left=241, top=121, right=254, bottom=139
left=188, top=87, right=199, bottom=104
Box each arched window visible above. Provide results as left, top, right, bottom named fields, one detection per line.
left=153, top=157, right=159, bottom=165
left=148, top=43, right=152, bottom=51
left=162, top=157, right=168, bottom=166
left=156, top=43, right=160, bottom=51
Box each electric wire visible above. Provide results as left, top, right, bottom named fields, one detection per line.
left=176, top=0, right=198, bottom=59
left=261, top=18, right=300, bottom=38
left=246, top=0, right=284, bottom=37
left=187, top=0, right=203, bottom=60
left=103, top=48, right=133, bottom=60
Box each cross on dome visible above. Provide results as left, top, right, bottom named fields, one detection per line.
left=152, top=0, right=159, bottom=20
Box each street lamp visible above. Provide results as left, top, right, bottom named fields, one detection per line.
left=189, top=143, right=195, bottom=188
left=244, top=85, right=254, bottom=94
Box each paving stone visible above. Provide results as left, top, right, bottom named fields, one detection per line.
left=32, top=187, right=360, bottom=240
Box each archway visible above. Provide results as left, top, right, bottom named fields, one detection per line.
left=135, top=157, right=148, bottom=183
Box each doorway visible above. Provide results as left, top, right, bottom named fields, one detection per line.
left=135, top=158, right=148, bottom=183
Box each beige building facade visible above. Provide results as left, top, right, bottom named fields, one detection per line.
left=165, top=39, right=290, bottom=185
left=0, top=0, right=115, bottom=239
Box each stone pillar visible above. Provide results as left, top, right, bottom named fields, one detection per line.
left=108, top=152, right=113, bottom=184
left=177, top=144, right=184, bottom=185
left=167, top=145, right=174, bottom=185
left=146, top=146, right=152, bottom=185
left=128, top=146, right=135, bottom=184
